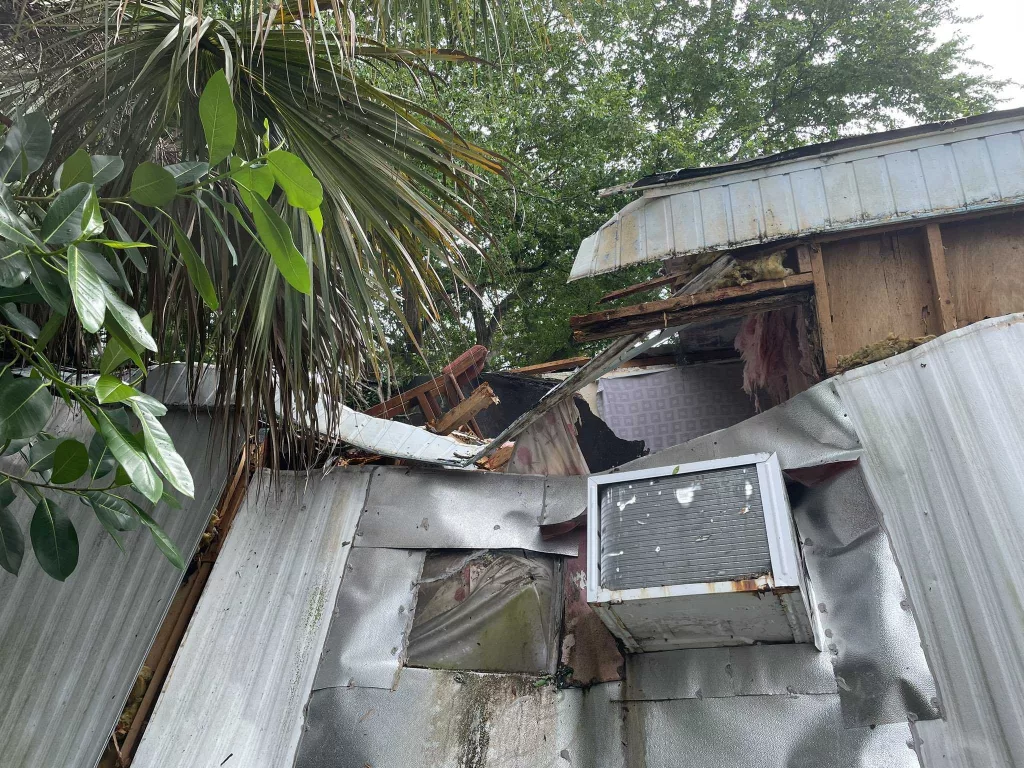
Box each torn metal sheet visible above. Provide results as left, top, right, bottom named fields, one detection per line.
left=625, top=694, right=920, bottom=768
left=293, top=667, right=625, bottom=768
left=406, top=551, right=561, bottom=675
left=619, top=644, right=837, bottom=701
left=790, top=466, right=940, bottom=727
left=836, top=315, right=1024, bottom=768
left=133, top=469, right=369, bottom=768
left=0, top=409, right=228, bottom=768
left=540, top=476, right=587, bottom=527
left=614, top=378, right=862, bottom=472
left=147, top=362, right=481, bottom=466
left=355, top=467, right=580, bottom=556
left=314, top=548, right=425, bottom=691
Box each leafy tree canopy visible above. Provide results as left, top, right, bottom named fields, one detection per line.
left=386, top=0, right=1003, bottom=377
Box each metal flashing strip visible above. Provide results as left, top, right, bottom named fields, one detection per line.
left=133, top=469, right=370, bottom=768
left=354, top=466, right=580, bottom=556
left=0, top=409, right=229, bottom=768
left=313, top=548, right=426, bottom=691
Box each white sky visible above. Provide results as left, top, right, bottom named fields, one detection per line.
left=946, top=0, right=1024, bottom=108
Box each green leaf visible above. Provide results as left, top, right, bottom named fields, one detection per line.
left=40, top=182, right=92, bottom=244
left=102, top=283, right=157, bottom=351
left=0, top=201, right=39, bottom=247
left=27, top=437, right=62, bottom=473
left=0, top=477, right=15, bottom=506
left=130, top=162, right=176, bottom=208
left=83, top=490, right=140, bottom=532
left=0, top=248, right=30, bottom=288
left=0, top=376, right=52, bottom=442
left=267, top=150, right=324, bottom=211
left=131, top=402, right=194, bottom=497
left=82, top=190, right=104, bottom=237
left=0, top=284, right=42, bottom=304
left=91, top=239, right=153, bottom=250
left=0, top=505, right=24, bottom=575
left=168, top=218, right=218, bottom=310
left=106, top=214, right=147, bottom=273
left=1, top=303, right=39, bottom=338
left=56, top=149, right=93, bottom=189
left=0, top=112, right=52, bottom=182
left=67, top=244, right=106, bottom=333
left=50, top=439, right=89, bottom=484
left=30, top=496, right=78, bottom=581
left=96, top=375, right=138, bottom=404
left=240, top=190, right=312, bottom=294
left=88, top=431, right=117, bottom=480
left=28, top=261, right=70, bottom=315
left=100, top=311, right=150, bottom=374
left=34, top=311, right=65, bottom=352
left=90, top=156, right=124, bottom=187
left=199, top=70, right=237, bottom=166
left=308, top=205, right=323, bottom=233
left=230, top=156, right=274, bottom=199
left=138, top=509, right=184, bottom=570
left=96, top=409, right=162, bottom=503
left=165, top=161, right=210, bottom=187
left=129, top=392, right=167, bottom=417
left=160, top=489, right=182, bottom=509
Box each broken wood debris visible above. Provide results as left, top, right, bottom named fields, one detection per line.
left=430, top=383, right=499, bottom=436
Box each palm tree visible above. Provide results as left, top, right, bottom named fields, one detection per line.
left=0, top=0, right=521, bottom=459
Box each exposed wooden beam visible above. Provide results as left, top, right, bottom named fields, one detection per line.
left=573, top=292, right=810, bottom=343
left=923, top=223, right=959, bottom=333
left=803, top=243, right=839, bottom=373
left=509, top=356, right=592, bottom=375
left=597, top=274, right=678, bottom=304
left=429, top=383, right=499, bottom=436
left=570, top=273, right=814, bottom=331
left=796, top=245, right=812, bottom=273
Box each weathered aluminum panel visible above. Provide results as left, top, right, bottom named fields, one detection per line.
left=570, top=115, right=1024, bottom=279
left=355, top=467, right=579, bottom=555
left=598, top=465, right=770, bottom=590
left=626, top=694, right=920, bottom=768
left=619, top=644, right=837, bottom=701
left=0, top=409, right=228, bottom=768
left=133, top=469, right=370, bottom=768
left=146, top=362, right=480, bottom=466
left=790, top=465, right=939, bottom=727
left=407, top=551, right=561, bottom=675
left=313, top=547, right=425, bottom=691
left=836, top=314, right=1024, bottom=767
left=294, top=668, right=625, bottom=768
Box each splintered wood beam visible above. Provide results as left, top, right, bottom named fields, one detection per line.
left=597, top=274, right=678, bottom=304
left=923, top=223, right=959, bottom=333
left=429, top=383, right=499, bottom=436
left=803, top=243, right=839, bottom=373
left=570, top=272, right=814, bottom=338
left=573, top=291, right=811, bottom=342
left=509, top=356, right=592, bottom=375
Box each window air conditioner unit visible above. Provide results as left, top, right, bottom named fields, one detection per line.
left=586, top=453, right=820, bottom=652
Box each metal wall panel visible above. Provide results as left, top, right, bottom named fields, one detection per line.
left=570, top=117, right=1024, bottom=280
left=836, top=315, right=1024, bottom=767
left=0, top=409, right=229, bottom=768
left=132, top=469, right=370, bottom=768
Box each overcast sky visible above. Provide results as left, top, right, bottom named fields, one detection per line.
left=946, top=0, right=1023, bottom=108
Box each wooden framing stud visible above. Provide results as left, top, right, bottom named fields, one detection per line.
left=802, top=243, right=840, bottom=374
left=923, top=222, right=959, bottom=333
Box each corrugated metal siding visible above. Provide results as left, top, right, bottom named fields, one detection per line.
left=0, top=408, right=229, bottom=768
left=133, top=469, right=370, bottom=768
left=571, top=117, right=1024, bottom=279
left=836, top=314, right=1024, bottom=768
left=598, top=467, right=770, bottom=590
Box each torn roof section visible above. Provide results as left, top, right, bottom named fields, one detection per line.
left=571, top=107, right=1024, bottom=280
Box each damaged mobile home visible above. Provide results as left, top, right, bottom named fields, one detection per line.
left=2, top=110, right=1024, bottom=768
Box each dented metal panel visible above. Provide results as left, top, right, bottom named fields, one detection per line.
left=570, top=113, right=1024, bottom=279
left=133, top=469, right=369, bottom=768
left=837, top=315, right=1024, bottom=767
left=0, top=409, right=229, bottom=768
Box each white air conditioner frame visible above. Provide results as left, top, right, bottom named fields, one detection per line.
left=586, top=452, right=820, bottom=652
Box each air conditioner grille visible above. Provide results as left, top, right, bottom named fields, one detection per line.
left=599, top=466, right=772, bottom=590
